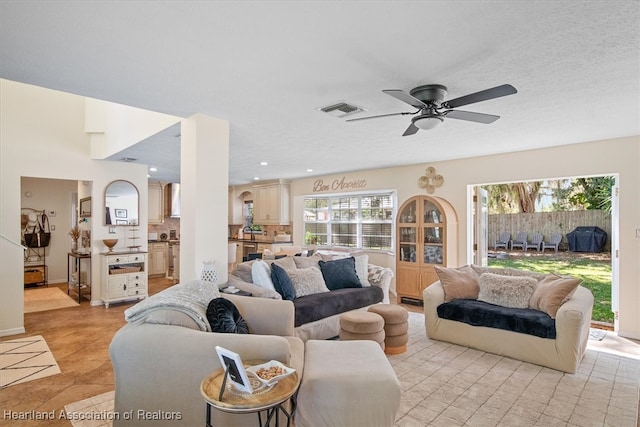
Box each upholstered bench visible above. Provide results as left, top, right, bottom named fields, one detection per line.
left=338, top=310, right=385, bottom=349
left=296, top=340, right=401, bottom=427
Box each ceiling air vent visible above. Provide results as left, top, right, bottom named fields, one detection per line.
left=318, top=102, right=366, bottom=118
left=120, top=157, right=138, bottom=162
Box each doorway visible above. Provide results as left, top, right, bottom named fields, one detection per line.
left=469, top=174, right=619, bottom=330
left=21, top=177, right=92, bottom=307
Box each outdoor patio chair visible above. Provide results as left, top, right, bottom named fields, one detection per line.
left=510, top=232, right=528, bottom=250
left=525, top=232, right=544, bottom=251
left=542, top=233, right=563, bottom=252
left=494, top=232, right=511, bottom=250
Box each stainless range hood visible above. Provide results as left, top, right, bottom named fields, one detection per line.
left=168, top=183, right=181, bottom=218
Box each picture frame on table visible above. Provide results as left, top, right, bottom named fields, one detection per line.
left=114, top=209, right=127, bottom=218
left=215, top=346, right=253, bottom=394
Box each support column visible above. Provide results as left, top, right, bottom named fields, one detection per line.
left=180, top=114, right=230, bottom=283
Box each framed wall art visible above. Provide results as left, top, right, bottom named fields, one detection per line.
left=79, top=197, right=92, bottom=218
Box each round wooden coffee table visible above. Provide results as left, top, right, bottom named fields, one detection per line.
left=201, top=360, right=300, bottom=427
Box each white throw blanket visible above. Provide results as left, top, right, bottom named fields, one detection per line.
left=124, top=280, right=220, bottom=331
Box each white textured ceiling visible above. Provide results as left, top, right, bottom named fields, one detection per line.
left=1, top=1, right=638, bottom=185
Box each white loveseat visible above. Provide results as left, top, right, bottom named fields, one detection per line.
left=423, top=266, right=594, bottom=373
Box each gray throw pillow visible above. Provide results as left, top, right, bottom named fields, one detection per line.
left=288, top=267, right=330, bottom=297
left=477, top=272, right=537, bottom=309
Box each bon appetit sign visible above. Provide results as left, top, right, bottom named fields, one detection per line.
left=312, top=176, right=367, bottom=193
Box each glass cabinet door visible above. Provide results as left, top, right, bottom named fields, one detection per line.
left=399, top=200, right=418, bottom=263
left=423, top=199, right=442, bottom=224
left=399, top=200, right=417, bottom=224
left=399, top=227, right=417, bottom=263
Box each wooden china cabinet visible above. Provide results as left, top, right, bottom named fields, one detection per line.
left=396, top=195, right=458, bottom=304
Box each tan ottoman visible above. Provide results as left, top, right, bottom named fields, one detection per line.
left=339, top=310, right=385, bottom=349
left=368, top=304, right=409, bottom=354
left=296, top=340, right=401, bottom=427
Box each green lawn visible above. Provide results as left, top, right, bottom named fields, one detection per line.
left=488, top=256, right=613, bottom=323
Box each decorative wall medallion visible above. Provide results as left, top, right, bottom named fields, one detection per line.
left=418, top=166, right=444, bottom=194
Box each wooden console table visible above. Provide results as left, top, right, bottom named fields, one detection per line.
left=67, top=252, right=91, bottom=302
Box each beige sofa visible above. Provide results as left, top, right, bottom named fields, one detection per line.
left=110, top=281, right=401, bottom=426
left=228, top=257, right=394, bottom=341
left=110, top=293, right=303, bottom=427
left=423, top=269, right=594, bottom=374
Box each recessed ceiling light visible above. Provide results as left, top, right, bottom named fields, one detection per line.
left=306, top=169, right=313, bottom=172
left=260, top=161, right=268, bottom=166
left=254, top=177, right=260, bottom=180
left=147, top=174, right=151, bottom=178
left=149, top=167, right=157, bottom=172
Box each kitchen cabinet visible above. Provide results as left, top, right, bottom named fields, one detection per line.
left=253, top=181, right=290, bottom=225
left=395, top=195, right=458, bottom=304
left=101, top=252, right=148, bottom=308
left=257, top=242, right=294, bottom=254
left=228, top=188, right=244, bottom=224
left=148, top=182, right=164, bottom=224
left=148, top=242, right=168, bottom=277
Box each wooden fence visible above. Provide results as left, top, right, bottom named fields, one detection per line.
left=488, top=210, right=611, bottom=251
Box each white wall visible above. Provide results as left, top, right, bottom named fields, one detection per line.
left=180, top=114, right=230, bottom=284
left=1, top=80, right=155, bottom=335
left=86, top=98, right=181, bottom=159
left=290, top=136, right=640, bottom=339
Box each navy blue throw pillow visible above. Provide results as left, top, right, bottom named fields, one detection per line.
left=206, top=298, right=249, bottom=334
left=318, top=257, right=362, bottom=290
left=270, top=264, right=296, bottom=300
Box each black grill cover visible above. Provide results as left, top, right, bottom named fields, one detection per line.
left=566, top=226, right=607, bottom=252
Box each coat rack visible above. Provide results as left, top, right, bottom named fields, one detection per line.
left=21, top=207, right=48, bottom=286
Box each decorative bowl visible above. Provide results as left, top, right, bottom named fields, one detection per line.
left=246, top=360, right=295, bottom=386
left=102, top=239, right=118, bottom=252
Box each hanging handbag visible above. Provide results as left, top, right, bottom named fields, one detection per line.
left=24, top=213, right=51, bottom=248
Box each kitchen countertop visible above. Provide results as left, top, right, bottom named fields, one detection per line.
left=148, top=240, right=180, bottom=243
left=229, top=238, right=293, bottom=244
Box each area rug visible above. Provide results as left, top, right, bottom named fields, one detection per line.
left=390, top=312, right=640, bottom=426
left=64, top=312, right=640, bottom=427
left=24, top=286, right=79, bottom=313
left=64, top=391, right=114, bottom=427
left=0, top=335, right=61, bottom=388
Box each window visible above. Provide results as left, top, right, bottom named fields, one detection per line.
left=303, top=193, right=394, bottom=250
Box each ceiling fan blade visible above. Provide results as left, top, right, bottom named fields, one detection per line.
left=444, top=84, right=517, bottom=109
left=402, top=123, right=419, bottom=136
left=383, top=89, right=427, bottom=109
left=346, top=111, right=415, bottom=122
left=445, top=110, right=500, bottom=124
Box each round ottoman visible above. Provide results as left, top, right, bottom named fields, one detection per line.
left=339, top=311, right=385, bottom=349
left=368, top=305, right=409, bottom=354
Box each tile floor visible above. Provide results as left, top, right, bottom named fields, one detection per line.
left=0, top=279, right=638, bottom=427
left=0, top=278, right=173, bottom=427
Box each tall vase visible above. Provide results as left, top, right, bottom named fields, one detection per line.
left=71, top=239, right=78, bottom=253
left=200, top=260, right=218, bottom=284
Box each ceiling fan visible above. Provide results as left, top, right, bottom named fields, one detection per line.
left=347, top=84, right=517, bottom=136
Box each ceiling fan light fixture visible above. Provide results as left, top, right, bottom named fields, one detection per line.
left=413, top=115, right=443, bottom=130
